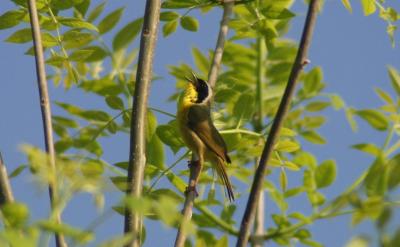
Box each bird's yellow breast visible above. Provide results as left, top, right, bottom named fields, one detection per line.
left=178, top=83, right=198, bottom=110
left=177, top=83, right=200, bottom=152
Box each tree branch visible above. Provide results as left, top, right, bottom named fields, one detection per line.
left=0, top=153, right=14, bottom=206
left=207, top=0, right=234, bottom=89
left=123, top=0, right=161, bottom=246
left=236, top=1, right=320, bottom=246
left=27, top=1, right=66, bottom=246
left=174, top=1, right=234, bottom=247
left=252, top=35, right=266, bottom=247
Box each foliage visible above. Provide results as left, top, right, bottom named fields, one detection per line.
left=0, top=0, right=399, bottom=246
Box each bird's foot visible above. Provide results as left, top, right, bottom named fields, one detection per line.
left=185, top=185, right=199, bottom=197
left=188, top=159, right=200, bottom=168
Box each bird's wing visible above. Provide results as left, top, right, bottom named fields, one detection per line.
left=187, top=104, right=231, bottom=163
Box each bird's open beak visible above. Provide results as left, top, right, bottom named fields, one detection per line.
left=185, top=71, right=198, bottom=87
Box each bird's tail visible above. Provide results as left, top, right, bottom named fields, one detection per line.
left=215, top=157, right=235, bottom=202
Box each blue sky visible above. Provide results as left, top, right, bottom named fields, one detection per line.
left=0, top=0, right=399, bottom=246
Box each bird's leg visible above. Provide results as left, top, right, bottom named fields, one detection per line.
left=185, top=159, right=202, bottom=197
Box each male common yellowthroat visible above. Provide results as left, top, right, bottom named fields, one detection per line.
left=177, top=73, right=234, bottom=202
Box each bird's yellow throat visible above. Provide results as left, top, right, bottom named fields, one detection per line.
left=178, top=83, right=198, bottom=109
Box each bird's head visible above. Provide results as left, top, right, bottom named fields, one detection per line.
left=185, top=72, right=212, bottom=104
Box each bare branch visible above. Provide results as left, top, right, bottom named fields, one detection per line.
left=123, top=0, right=161, bottom=246
left=236, top=1, right=320, bottom=246
left=0, top=153, right=14, bottom=205
left=27, top=1, right=67, bottom=246
left=208, top=0, right=234, bottom=88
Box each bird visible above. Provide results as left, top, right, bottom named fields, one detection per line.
left=176, top=72, right=234, bottom=202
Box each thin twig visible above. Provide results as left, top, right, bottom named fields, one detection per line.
left=0, top=153, right=14, bottom=205
left=252, top=33, right=266, bottom=247
left=27, top=1, right=67, bottom=246
left=235, top=1, right=320, bottom=246
left=208, top=0, right=234, bottom=89
left=123, top=0, right=161, bottom=246
left=174, top=2, right=235, bottom=247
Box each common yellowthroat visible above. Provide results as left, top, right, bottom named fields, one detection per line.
left=177, top=72, right=234, bottom=202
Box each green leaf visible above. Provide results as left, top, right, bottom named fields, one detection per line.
left=301, top=131, right=326, bottom=145
left=110, top=176, right=127, bottom=191
left=147, top=135, right=165, bottom=169
left=78, top=46, right=108, bottom=62
left=105, top=96, right=124, bottom=110
left=301, top=239, right=323, bottom=247
left=330, top=94, right=345, bottom=110
left=180, top=16, right=199, bottom=32
left=280, top=169, right=288, bottom=191
left=305, top=101, right=330, bottom=112
left=5, top=28, right=32, bottom=43
left=113, top=18, right=143, bottom=51
left=62, top=30, right=95, bottom=49
left=1, top=202, right=29, bottom=228
left=37, top=220, right=93, bottom=243
left=253, top=19, right=278, bottom=40
left=341, top=0, right=352, bottom=13
left=87, top=1, right=106, bottom=22
left=375, top=88, right=393, bottom=104
left=388, top=66, right=400, bottom=96
left=0, top=10, right=25, bottom=30
left=156, top=121, right=184, bottom=153
left=80, top=78, right=123, bottom=96
left=355, top=109, right=388, bottom=131
left=166, top=172, right=186, bottom=193
left=284, top=187, right=305, bottom=198
left=98, top=7, right=124, bottom=34
left=41, top=33, right=58, bottom=47
left=365, top=156, right=387, bottom=196
left=314, top=160, right=336, bottom=188
left=192, top=47, right=209, bottom=75
left=274, top=140, right=300, bottom=153
left=161, top=1, right=197, bottom=9
left=388, top=154, right=400, bottom=189
left=215, top=235, right=228, bottom=247
left=263, top=7, right=295, bottom=19
left=303, top=67, right=324, bottom=96
left=163, top=20, right=178, bottom=37
left=345, top=108, right=358, bottom=131
left=51, top=118, right=70, bottom=133
left=360, top=0, right=376, bottom=16
left=9, top=165, right=28, bottom=178
left=345, top=236, right=369, bottom=247
left=293, top=151, right=317, bottom=170
left=233, top=93, right=254, bottom=125
left=220, top=204, right=236, bottom=223
left=75, top=0, right=90, bottom=17
left=352, top=143, right=381, bottom=156
left=387, top=24, right=397, bottom=48
left=160, top=11, right=180, bottom=21
left=68, top=49, right=94, bottom=61
left=59, top=17, right=99, bottom=32
left=280, top=127, right=297, bottom=137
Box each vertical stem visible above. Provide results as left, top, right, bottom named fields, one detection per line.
left=123, top=0, right=161, bottom=246
left=174, top=1, right=234, bottom=247
left=27, top=1, right=67, bottom=247
left=0, top=153, right=14, bottom=206
left=236, top=1, right=320, bottom=246
left=207, top=0, right=234, bottom=88
left=252, top=36, right=266, bottom=247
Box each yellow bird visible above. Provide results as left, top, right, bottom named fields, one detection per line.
left=177, top=73, right=234, bottom=202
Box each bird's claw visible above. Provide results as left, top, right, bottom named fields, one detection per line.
left=185, top=185, right=199, bottom=197
left=188, top=160, right=200, bottom=168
